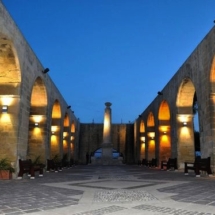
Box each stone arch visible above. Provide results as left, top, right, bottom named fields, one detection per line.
left=0, top=33, right=21, bottom=162
left=50, top=100, right=62, bottom=158
left=139, top=120, right=146, bottom=160
left=28, top=77, right=47, bottom=162
left=210, top=56, right=215, bottom=93
left=210, top=56, right=215, bottom=133
left=63, top=113, right=70, bottom=156
left=158, top=100, right=171, bottom=162
left=70, top=120, right=76, bottom=159
left=146, top=112, right=155, bottom=160
left=176, top=78, right=195, bottom=167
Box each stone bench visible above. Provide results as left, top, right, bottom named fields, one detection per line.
left=147, top=158, right=157, bottom=167
left=184, top=157, right=212, bottom=177
left=46, top=159, right=62, bottom=172
left=161, top=158, right=177, bottom=171
left=17, top=159, right=44, bottom=179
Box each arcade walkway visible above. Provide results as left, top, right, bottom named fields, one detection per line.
left=1, top=165, right=215, bottom=215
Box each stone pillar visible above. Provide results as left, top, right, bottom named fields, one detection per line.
left=102, top=102, right=112, bottom=159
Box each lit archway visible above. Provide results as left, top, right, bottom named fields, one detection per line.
left=176, top=78, right=195, bottom=167
left=139, top=120, right=146, bottom=160
left=50, top=100, right=61, bottom=158
left=158, top=100, right=171, bottom=162
left=63, top=113, right=70, bottom=156
left=70, top=120, right=76, bottom=160
left=0, top=34, right=21, bottom=161
left=28, top=77, right=47, bottom=162
left=147, top=112, right=155, bottom=160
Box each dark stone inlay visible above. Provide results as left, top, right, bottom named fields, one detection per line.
left=133, top=204, right=215, bottom=215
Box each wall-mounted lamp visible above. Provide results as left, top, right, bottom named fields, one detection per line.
left=157, top=91, right=163, bottom=96
left=42, top=68, right=50, bottom=74
left=67, top=105, right=71, bottom=109
left=163, top=131, right=167, bottom=134
left=183, top=122, right=187, bottom=126
left=151, top=137, right=154, bottom=140
left=2, top=105, right=8, bottom=113
left=34, top=122, right=39, bottom=127
left=51, top=131, right=55, bottom=135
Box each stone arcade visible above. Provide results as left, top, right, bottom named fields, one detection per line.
left=1, top=1, right=215, bottom=176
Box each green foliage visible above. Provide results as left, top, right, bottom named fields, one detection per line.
left=52, top=154, right=60, bottom=162
left=62, top=153, right=68, bottom=161
left=0, top=158, right=15, bottom=173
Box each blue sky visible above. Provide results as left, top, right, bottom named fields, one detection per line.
left=2, top=0, right=215, bottom=123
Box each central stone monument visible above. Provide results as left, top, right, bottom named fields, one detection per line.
left=101, top=102, right=113, bottom=164
left=91, top=102, right=123, bottom=165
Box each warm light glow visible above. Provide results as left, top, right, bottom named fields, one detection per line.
left=148, top=132, right=155, bottom=139
left=180, top=126, right=191, bottom=138
left=51, top=125, right=58, bottom=132
left=51, top=135, right=58, bottom=145
left=159, top=125, right=169, bottom=133
left=103, top=111, right=111, bottom=143
left=140, top=136, right=145, bottom=143
left=1, top=96, right=14, bottom=106
left=34, top=122, right=39, bottom=127
left=183, top=122, right=187, bottom=126
left=63, top=132, right=68, bottom=139
left=0, top=113, right=11, bottom=123
left=32, top=115, right=43, bottom=123
left=160, top=135, right=170, bottom=147
left=177, top=114, right=190, bottom=123
left=140, top=120, right=145, bottom=132
left=71, top=136, right=74, bottom=141
left=33, top=127, right=41, bottom=135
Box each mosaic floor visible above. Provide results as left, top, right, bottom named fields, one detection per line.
left=0, top=165, right=215, bottom=215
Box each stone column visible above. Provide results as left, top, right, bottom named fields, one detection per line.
left=102, top=102, right=112, bottom=159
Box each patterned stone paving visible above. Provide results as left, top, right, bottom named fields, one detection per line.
left=0, top=166, right=215, bottom=214
left=94, top=189, right=157, bottom=202
left=133, top=204, right=215, bottom=215
left=158, top=181, right=215, bottom=206
left=0, top=184, right=82, bottom=214
left=72, top=206, right=126, bottom=215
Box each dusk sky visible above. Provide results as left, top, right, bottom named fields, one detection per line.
left=2, top=0, right=215, bottom=123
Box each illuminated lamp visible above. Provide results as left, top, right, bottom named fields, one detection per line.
left=51, top=131, right=55, bottom=135
left=34, top=122, right=39, bottom=127
left=2, top=105, right=8, bottom=113
left=42, top=68, right=49, bottom=74
left=183, top=122, right=187, bottom=126
left=163, top=131, right=167, bottom=134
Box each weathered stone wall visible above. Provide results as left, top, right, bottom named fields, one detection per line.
left=135, top=26, right=215, bottom=171
left=0, top=1, right=80, bottom=175
left=78, top=123, right=134, bottom=164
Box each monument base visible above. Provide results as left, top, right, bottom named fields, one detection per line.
left=91, top=156, right=123, bottom=165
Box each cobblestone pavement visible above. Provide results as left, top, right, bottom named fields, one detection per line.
left=0, top=165, right=215, bottom=215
